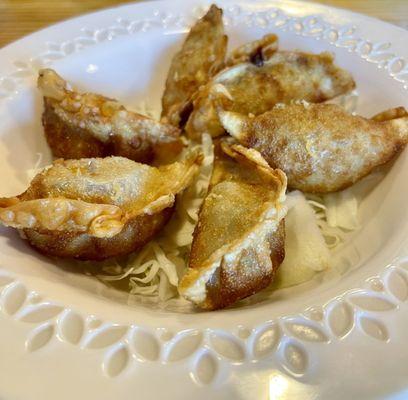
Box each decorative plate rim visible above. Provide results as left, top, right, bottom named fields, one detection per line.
left=0, top=0, right=408, bottom=388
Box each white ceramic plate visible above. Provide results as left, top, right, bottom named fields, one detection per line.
left=1, top=1, right=408, bottom=398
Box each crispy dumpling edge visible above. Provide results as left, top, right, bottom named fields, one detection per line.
left=179, top=143, right=287, bottom=309
left=38, top=68, right=183, bottom=163
left=219, top=104, right=408, bottom=193
left=160, top=4, right=228, bottom=127
left=0, top=151, right=203, bottom=239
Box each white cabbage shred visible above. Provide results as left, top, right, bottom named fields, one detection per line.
left=26, top=152, right=45, bottom=180
left=274, top=191, right=331, bottom=289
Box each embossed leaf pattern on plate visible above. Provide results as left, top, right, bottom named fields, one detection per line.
left=132, top=328, right=160, bottom=361
left=192, top=350, right=218, bottom=385
left=348, top=292, right=396, bottom=311
left=359, top=316, right=389, bottom=341
left=26, top=322, right=54, bottom=352
left=385, top=268, right=408, bottom=301
left=327, top=300, right=354, bottom=338
left=165, top=330, right=203, bottom=362
left=87, top=317, right=103, bottom=330
left=1, top=282, right=26, bottom=315
left=209, top=331, right=245, bottom=362
left=59, top=310, right=85, bottom=345
left=18, top=303, right=63, bottom=323
left=103, top=343, right=130, bottom=378
left=281, top=340, right=308, bottom=375
left=84, top=325, right=128, bottom=349
left=284, top=319, right=329, bottom=342
left=252, top=323, right=281, bottom=359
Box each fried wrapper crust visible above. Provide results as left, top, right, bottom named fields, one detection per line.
left=185, top=51, right=356, bottom=140
left=219, top=103, right=408, bottom=193
left=179, top=141, right=287, bottom=310
left=225, top=34, right=279, bottom=66
left=0, top=153, right=202, bottom=260
left=39, top=69, right=183, bottom=164
left=371, top=106, right=408, bottom=122
left=22, top=208, right=174, bottom=260
left=161, top=4, right=227, bottom=126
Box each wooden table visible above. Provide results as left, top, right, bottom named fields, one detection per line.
left=0, top=0, right=407, bottom=48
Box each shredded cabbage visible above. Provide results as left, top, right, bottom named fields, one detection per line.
left=26, top=152, right=45, bottom=181
left=327, top=89, right=359, bottom=114
left=306, top=195, right=346, bottom=248
left=324, top=190, right=360, bottom=230
left=273, top=191, right=330, bottom=289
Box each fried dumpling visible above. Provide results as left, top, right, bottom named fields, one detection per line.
left=0, top=153, right=202, bottom=260
left=179, top=141, right=287, bottom=310
left=161, top=4, right=227, bottom=126
left=219, top=103, right=408, bottom=193
left=38, top=69, right=182, bottom=164
left=225, top=33, right=278, bottom=67
left=185, top=51, right=356, bottom=140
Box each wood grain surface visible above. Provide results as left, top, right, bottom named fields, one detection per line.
left=0, top=0, right=407, bottom=48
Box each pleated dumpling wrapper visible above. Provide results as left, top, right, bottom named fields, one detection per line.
left=179, top=141, right=287, bottom=310
left=0, top=153, right=202, bottom=260
left=185, top=51, right=355, bottom=140
left=161, top=4, right=227, bottom=127
left=220, top=103, right=408, bottom=193
left=38, top=69, right=183, bottom=164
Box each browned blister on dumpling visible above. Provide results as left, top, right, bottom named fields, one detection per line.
left=371, top=106, right=408, bottom=122
left=0, top=153, right=202, bottom=260
left=225, top=33, right=279, bottom=66
left=161, top=4, right=227, bottom=126
left=220, top=103, right=408, bottom=193
left=179, top=141, right=287, bottom=310
left=185, top=51, right=355, bottom=140
left=38, top=69, right=183, bottom=164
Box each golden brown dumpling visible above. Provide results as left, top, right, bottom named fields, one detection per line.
left=38, top=69, right=182, bottom=164
left=185, top=51, right=356, bottom=140
left=179, top=141, right=287, bottom=310
left=219, top=103, right=408, bottom=193
left=161, top=4, right=227, bottom=126
left=225, top=33, right=278, bottom=66
left=0, top=153, right=202, bottom=260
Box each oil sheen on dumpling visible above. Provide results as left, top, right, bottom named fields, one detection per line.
left=185, top=51, right=356, bottom=140
left=0, top=153, right=202, bottom=260
left=161, top=4, right=227, bottom=126
left=219, top=103, right=408, bottom=193
left=38, top=69, right=183, bottom=164
left=179, top=141, right=287, bottom=310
